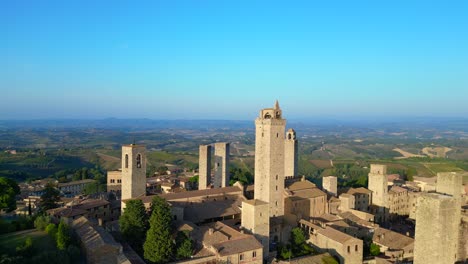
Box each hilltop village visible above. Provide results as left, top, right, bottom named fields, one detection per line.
left=14, top=102, right=468, bottom=264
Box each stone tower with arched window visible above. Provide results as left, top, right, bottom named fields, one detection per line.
left=254, top=100, right=286, bottom=217
left=121, top=144, right=146, bottom=210
left=284, top=128, right=298, bottom=178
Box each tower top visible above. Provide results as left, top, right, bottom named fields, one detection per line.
left=258, top=101, right=283, bottom=120
left=274, top=100, right=280, bottom=110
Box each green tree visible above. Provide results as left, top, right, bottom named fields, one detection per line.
left=34, top=215, right=51, bottom=230
left=279, top=245, right=292, bottom=260
left=290, top=227, right=313, bottom=256
left=229, top=168, right=254, bottom=186
left=45, top=223, right=58, bottom=238
left=56, top=221, right=71, bottom=250
left=119, top=199, right=148, bottom=252
left=39, top=183, right=61, bottom=211
left=0, top=177, right=20, bottom=212
left=175, top=231, right=193, bottom=260
left=144, top=196, right=174, bottom=263
left=83, top=182, right=98, bottom=195
left=370, top=243, right=380, bottom=256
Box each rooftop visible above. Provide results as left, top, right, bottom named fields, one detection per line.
left=346, top=187, right=372, bottom=195
left=373, top=227, right=414, bottom=249
left=58, top=179, right=96, bottom=188
left=125, top=185, right=243, bottom=204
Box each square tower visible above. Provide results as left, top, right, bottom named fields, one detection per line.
left=436, top=171, right=463, bottom=198
left=241, top=199, right=270, bottom=259
left=323, top=176, right=338, bottom=197
left=368, top=164, right=388, bottom=207
left=198, top=145, right=212, bottom=190
left=254, top=100, right=286, bottom=217
left=413, top=193, right=460, bottom=264
left=214, top=142, right=230, bottom=188
left=284, top=128, right=298, bottom=178
left=121, top=144, right=146, bottom=204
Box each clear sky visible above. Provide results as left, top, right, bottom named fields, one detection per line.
left=2, top=1, right=468, bottom=120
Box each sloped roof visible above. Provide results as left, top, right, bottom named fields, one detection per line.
left=212, top=236, right=262, bottom=257
left=346, top=187, right=372, bottom=195
left=125, top=185, right=243, bottom=204
left=373, top=228, right=414, bottom=250
left=72, top=216, right=121, bottom=250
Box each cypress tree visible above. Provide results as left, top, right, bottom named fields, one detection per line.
left=119, top=199, right=148, bottom=252
left=144, top=196, right=173, bottom=263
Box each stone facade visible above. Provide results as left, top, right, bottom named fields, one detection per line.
left=198, top=145, right=212, bottom=190
left=436, top=171, right=463, bottom=198
left=300, top=220, right=363, bottom=264
left=413, top=193, right=460, bottom=264
left=241, top=199, right=270, bottom=258
left=106, top=170, right=122, bottom=193
left=284, top=128, right=298, bottom=178
left=339, top=193, right=355, bottom=211
left=58, top=179, right=96, bottom=196
left=322, top=176, right=337, bottom=197
left=368, top=164, right=388, bottom=223
left=345, top=187, right=371, bottom=212
left=214, top=142, right=230, bottom=188
left=284, top=179, right=327, bottom=219
left=121, top=144, right=146, bottom=210
left=254, top=101, right=286, bottom=217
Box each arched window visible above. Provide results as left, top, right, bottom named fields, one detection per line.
left=125, top=154, right=129, bottom=168
left=288, top=134, right=292, bottom=140
left=264, top=113, right=272, bottom=119
left=136, top=154, right=142, bottom=168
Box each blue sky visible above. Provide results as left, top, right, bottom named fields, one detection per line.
left=2, top=1, right=468, bottom=120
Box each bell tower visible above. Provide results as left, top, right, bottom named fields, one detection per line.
left=284, top=128, right=298, bottom=178
left=121, top=144, right=146, bottom=209
left=254, top=100, right=286, bottom=217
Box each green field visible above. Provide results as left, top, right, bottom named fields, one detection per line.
left=0, top=229, right=56, bottom=255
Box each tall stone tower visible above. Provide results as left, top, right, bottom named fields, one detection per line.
left=121, top=144, right=146, bottom=209
left=368, top=164, right=388, bottom=222
left=214, top=142, right=230, bottom=188
left=254, top=100, right=286, bottom=217
left=241, top=199, right=270, bottom=258
left=198, top=145, right=212, bottom=190
left=323, top=176, right=338, bottom=197
left=368, top=164, right=388, bottom=206
left=436, top=171, right=463, bottom=198
left=413, top=193, right=460, bottom=264
left=284, top=128, right=298, bottom=178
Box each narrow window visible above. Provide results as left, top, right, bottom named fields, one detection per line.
left=136, top=154, right=142, bottom=168
left=348, top=246, right=350, bottom=253
left=277, top=133, right=279, bottom=137
left=240, top=254, right=244, bottom=261
left=355, top=245, right=358, bottom=251
left=125, top=154, right=129, bottom=168
left=253, top=251, right=257, bottom=258
left=276, top=185, right=278, bottom=191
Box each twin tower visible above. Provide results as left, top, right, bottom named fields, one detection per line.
left=198, top=142, right=230, bottom=189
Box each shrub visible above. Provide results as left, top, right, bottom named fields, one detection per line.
left=34, top=215, right=51, bottom=231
